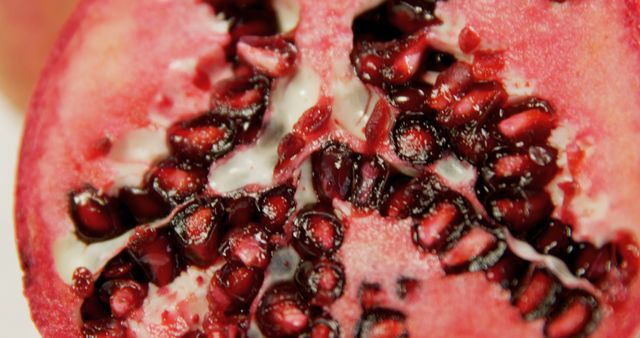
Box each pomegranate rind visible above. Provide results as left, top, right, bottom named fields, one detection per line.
left=15, top=0, right=229, bottom=336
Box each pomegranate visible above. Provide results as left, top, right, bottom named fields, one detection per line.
left=15, top=0, right=640, bottom=337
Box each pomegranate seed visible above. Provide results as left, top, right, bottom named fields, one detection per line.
left=118, top=187, right=170, bottom=224
left=383, top=174, right=450, bottom=218
left=229, top=6, right=278, bottom=41
left=396, top=277, right=420, bottom=299
left=530, top=220, right=576, bottom=258
left=293, top=105, right=332, bottom=137
left=355, top=309, right=408, bottom=338
left=436, top=82, right=507, bottom=129
left=69, top=186, right=127, bottom=242
left=294, top=258, right=345, bottom=306
left=498, top=108, right=555, bottom=144
left=386, top=0, right=439, bottom=33
left=304, top=316, right=341, bottom=338
left=211, top=74, right=269, bottom=120
left=102, top=253, right=136, bottom=279
left=388, top=85, right=433, bottom=112
left=256, top=282, right=310, bottom=338
left=392, top=112, right=445, bottom=165
left=482, top=147, right=557, bottom=191
left=572, top=243, right=615, bottom=282
left=127, top=229, right=181, bottom=287
left=413, top=201, right=465, bottom=252
left=485, top=252, right=528, bottom=289
left=237, top=35, right=297, bottom=77
left=472, top=51, right=505, bottom=81
left=99, top=279, right=147, bottom=318
left=217, top=261, right=264, bottom=306
left=181, top=330, right=207, bottom=338
left=441, top=226, right=500, bottom=272
left=219, top=223, right=271, bottom=269
left=292, top=208, right=344, bottom=258
left=168, top=113, right=236, bottom=164
left=80, top=293, right=110, bottom=321
left=73, top=267, right=94, bottom=297
left=489, top=191, right=553, bottom=234
left=423, top=50, right=455, bottom=72
left=224, top=195, right=259, bottom=229
left=82, top=318, right=126, bottom=338
left=545, top=295, right=597, bottom=338
left=171, top=199, right=225, bottom=267
left=350, top=156, right=390, bottom=208
left=513, top=269, right=560, bottom=319
left=358, top=283, right=384, bottom=311
left=146, top=160, right=207, bottom=205
left=276, top=133, right=306, bottom=170
left=311, top=143, right=356, bottom=202
left=449, top=124, right=501, bottom=164
left=258, top=185, right=296, bottom=233
left=458, top=25, right=481, bottom=53
left=428, top=62, right=473, bottom=111
left=204, top=313, right=247, bottom=338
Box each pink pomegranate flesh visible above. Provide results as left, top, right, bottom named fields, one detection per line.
left=15, top=0, right=640, bottom=337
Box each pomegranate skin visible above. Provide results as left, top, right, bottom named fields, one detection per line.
left=14, top=0, right=640, bottom=337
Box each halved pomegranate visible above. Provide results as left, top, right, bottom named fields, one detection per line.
left=15, top=0, right=640, bottom=337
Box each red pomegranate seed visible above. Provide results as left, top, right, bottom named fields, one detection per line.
left=181, top=330, right=206, bottom=338
left=102, top=253, right=135, bottom=279
left=392, top=112, right=444, bottom=165
left=211, top=75, right=269, bottom=120
left=224, top=195, right=259, bottom=228
left=293, top=105, right=332, bottom=138
left=513, top=270, right=559, bottom=318
left=256, top=282, right=310, bottom=338
left=294, top=259, right=345, bottom=306
left=388, top=85, right=433, bottom=112
left=203, top=313, right=247, bottom=338
left=356, top=309, right=408, bottom=338
left=472, top=51, right=505, bottom=81
left=258, top=185, right=296, bottom=233
left=350, top=156, right=390, bottom=208
left=171, top=199, right=225, bottom=267
left=531, top=220, right=576, bottom=258
left=436, top=82, right=507, bottom=129
left=359, top=283, right=384, bottom=310
left=449, top=124, right=500, bottom=164
left=237, top=36, right=297, bottom=77
left=428, top=62, right=473, bottom=111
left=167, top=114, right=236, bottom=164
left=69, top=186, right=127, bottom=242
left=441, top=227, right=498, bottom=271
left=485, top=252, right=528, bottom=289
left=458, top=26, right=481, bottom=53
left=99, top=279, right=148, bottom=318
left=423, top=51, right=456, bottom=72
left=489, top=191, right=553, bottom=234
left=73, top=267, right=94, bottom=297
left=498, top=108, right=555, bottom=144
left=305, top=316, right=341, bottom=338
left=229, top=6, right=278, bottom=42
left=128, top=229, right=181, bottom=287
left=80, top=293, right=110, bottom=322
left=118, top=187, right=170, bottom=224
left=217, top=261, right=264, bottom=306
left=82, top=318, right=126, bottom=338
left=413, top=202, right=462, bottom=252
left=311, top=143, right=356, bottom=202
left=146, top=160, right=207, bottom=205
left=396, top=277, right=420, bottom=299
left=545, top=296, right=596, bottom=338
left=482, top=147, right=557, bottom=190
left=276, top=133, right=306, bottom=170
left=219, top=223, right=271, bottom=269
left=292, top=208, right=344, bottom=258
left=386, top=0, right=438, bottom=33
left=572, top=243, right=615, bottom=282
left=384, top=174, right=451, bottom=218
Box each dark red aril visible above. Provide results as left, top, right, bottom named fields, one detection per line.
left=530, top=220, right=576, bottom=258
left=350, top=156, right=390, bottom=208
left=69, top=186, right=127, bottom=242
left=224, top=194, right=259, bottom=229
left=258, top=185, right=296, bottom=233
left=392, top=112, right=445, bottom=165
left=292, top=207, right=344, bottom=258
left=488, top=191, right=553, bottom=234
left=294, top=258, right=345, bottom=306
left=303, top=315, right=341, bottom=338
left=118, top=187, right=170, bottom=224
left=171, top=198, right=225, bottom=267
left=544, top=294, right=597, bottom=338
left=436, top=82, right=507, bottom=129
left=311, top=143, right=356, bottom=202
left=98, top=279, right=148, bottom=318
left=428, top=62, right=473, bottom=111
left=127, top=229, right=182, bottom=287
left=256, top=282, right=310, bottom=338
left=81, top=318, right=126, bottom=338
left=512, top=269, right=560, bottom=320
left=237, top=35, right=297, bottom=77
left=386, top=0, right=439, bottom=34
left=355, top=308, right=408, bottom=338
left=359, top=283, right=385, bottom=310
left=181, top=330, right=207, bottom=338
left=497, top=108, right=555, bottom=145
left=448, top=124, right=501, bottom=164
left=413, top=200, right=465, bottom=252
left=167, top=113, right=236, bottom=165
left=383, top=174, right=450, bottom=218
left=485, top=252, right=529, bottom=289
left=217, top=261, right=264, bottom=305
left=219, top=223, right=271, bottom=269
left=572, top=243, right=616, bottom=282
left=146, top=160, right=207, bottom=206
left=481, top=147, right=558, bottom=191
left=440, top=226, right=502, bottom=273
left=388, top=85, right=433, bottom=112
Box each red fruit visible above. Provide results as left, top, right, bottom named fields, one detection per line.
left=15, top=0, right=640, bottom=337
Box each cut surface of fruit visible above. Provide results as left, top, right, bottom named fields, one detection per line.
left=15, top=0, right=640, bottom=337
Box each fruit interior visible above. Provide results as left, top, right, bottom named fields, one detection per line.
left=15, top=0, right=640, bottom=337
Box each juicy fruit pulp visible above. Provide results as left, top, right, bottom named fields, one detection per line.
left=15, top=0, right=640, bottom=337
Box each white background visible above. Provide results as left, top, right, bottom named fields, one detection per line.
left=0, top=94, right=40, bottom=336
